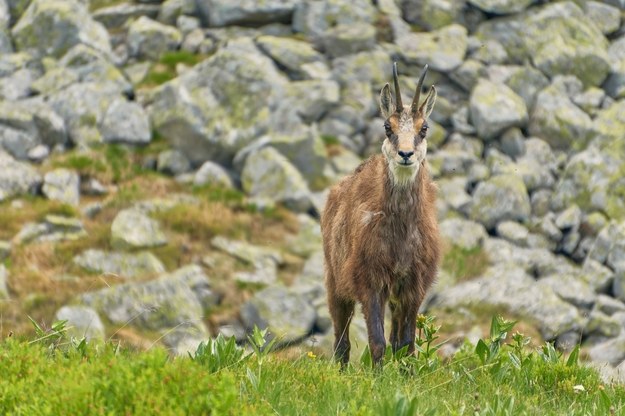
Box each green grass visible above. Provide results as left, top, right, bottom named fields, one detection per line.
left=1, top=318, right=624, bottom=415
left=442, top=244, right=490, bottom=282
left=140, top=51, right=208, bottom=87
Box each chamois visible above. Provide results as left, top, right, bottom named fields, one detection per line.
left=321, top=63, right=441, bottom=366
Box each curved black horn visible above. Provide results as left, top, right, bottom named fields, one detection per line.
left=411, top=64, right=429, bottom=115
left=393, top=62, right=403, bottom=112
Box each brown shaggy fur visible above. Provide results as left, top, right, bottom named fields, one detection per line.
left=321, top=65, right=441, bottom=366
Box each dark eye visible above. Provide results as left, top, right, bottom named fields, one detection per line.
left=419, top=123, right=428, bottom=138
left=384, top=122, right=392, bottom=136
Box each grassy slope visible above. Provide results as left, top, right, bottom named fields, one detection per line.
left=1, top=320, right=624, bottom=415
left=0, top=141, right=300, bottom=340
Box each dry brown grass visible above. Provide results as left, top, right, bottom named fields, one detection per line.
left=0, top=199, right=79, bottom=240
left=2, top=241, right=125, bottom=336
left=1, top=152, right=303, bottom=341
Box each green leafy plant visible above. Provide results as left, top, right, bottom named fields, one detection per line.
left=475, top=315, right=516, bottom=365
left=28, top=317, right=68, bottom=349
left=415, top=314, right=446, bottom=361
left=507, top=331, right=532, bottom=370
left=246, top=327, right=278, bottom=391
left=376, top=392, right=420, bottom=416
left=538, top=341, right=561, bottom=364
left=189, top=334, right=248, bottom=373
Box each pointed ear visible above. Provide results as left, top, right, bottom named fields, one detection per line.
left=379, top=83, right=394, bottom=119
left=418, top=85, right=437, bottom=119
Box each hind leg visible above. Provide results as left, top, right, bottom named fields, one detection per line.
left=328, top=293, right=354, bottom=366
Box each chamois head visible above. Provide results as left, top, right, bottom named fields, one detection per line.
left=379, top=63, right=437, bottom=186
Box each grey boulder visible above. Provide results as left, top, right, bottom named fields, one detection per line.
left=0, top=150, right=41, bottom=201
left=42, top=168, right=80, bottom=206
left=11, top=0, right=111, bottom=58
left=469, top=79, right=528, bottom=140
left=240, top=286, right=316, bottom=346
left=469, top=174, right=531, bottom=229
left=73, top=249, right=166, bottom=279
left=110, top=209, right=167, bottom=250
left=55, top=306, right=105, bottom=341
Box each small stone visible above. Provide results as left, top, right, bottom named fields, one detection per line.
left=555, top=205, right=582, bottom=231
left=42, top=168, right=80, bottom=206
left=27, top=144, right=49, bottom=162
left=101, top=99, right=151, bottom=145
left=92, top=3, right=161, bottom=29
left=176, top=15, right=200, bottom=34
left=199, top=0, right=297, bottom=27
left=0, top=264, right=8, bottom=300
left=560, top=231, right=581, bottom=256
left=468, top=0, right=533, bottom=14
left=588, top=335, right=625, bottom=366
left=499, top=127, right=525, bottom=158
left=556, top=331, right=580, bottom=353
left=110, top=209, right=167, bottom=250
left=449, top=59, right=487, bottom=92
left=584, top=212, right=609, bottom=237
left=0, top=150, right=42, bottom=202
left=127, top=16, right=182, bottom=60
left=496, top=221, right=529, bottom=247
left=469, top=78, right=528, bottom=140
left=241, top=147, right=314, bottom=213
left=439, top=218, right=488, bottom=251
left=539, top=215, right=563, bottom=243
left=81, top=178, right=108, bottom=196
left=55, top=306, right=105, bottom=341
left=470, top=40, right=508, bottom=65
left=82, top=202, right=103, bottom=219
left=585, top=309, right=622, bottom=338
left=596, top=295, right=625, bottom=316
left=469, top=174, right=531, bottom=230
left=581, top=259, right=614, bottom=294
left=0, top=240, right=10, bottom=261
left=531, top=83, right=595, bottom=150
left=397, top=24, right=468, bottom=73
left=181, top=28, right=204, bottom=53
left=438, top=177, right=472, bottom=212
left=320, top=23, right=376, bottom=59
left=256, top=35, right=324, bottom=80
left=157, top=149, right=191, bottom=176
left=193, top=161, right=233, bottom=188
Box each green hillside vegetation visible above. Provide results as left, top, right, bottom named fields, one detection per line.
left=1, top=316, right=623, bottom=415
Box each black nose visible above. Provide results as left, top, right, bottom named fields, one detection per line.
left=398, top=150, right=414, bottom=159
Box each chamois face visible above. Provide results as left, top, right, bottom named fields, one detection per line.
left=379, top=64, right=437, bottom=186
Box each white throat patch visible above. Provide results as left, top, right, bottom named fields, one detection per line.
left=388, top=161, right=419, bottom=187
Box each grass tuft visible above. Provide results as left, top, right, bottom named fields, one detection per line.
left=441, top=243, right=490, bottom=282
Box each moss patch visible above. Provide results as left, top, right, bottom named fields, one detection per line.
left=441, top=244, right=489, bottom=282
left=139, top=51, right=209, bottom=88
